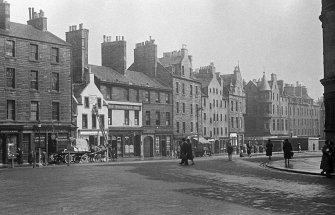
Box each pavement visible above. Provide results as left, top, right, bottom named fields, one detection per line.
left=1, top=151, right=330, bottom=176
left=264, top=151, right=334, bottom=176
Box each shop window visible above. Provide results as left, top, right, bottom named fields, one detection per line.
left=135, top=110, right=139, bottom=125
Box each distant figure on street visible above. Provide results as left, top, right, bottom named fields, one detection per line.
left=297, top=143, right=301, bottom=153
left=179, top=138, right=188, bottom=165
left=227, top=144, right=234, bottom=161
left=247, top=142, right=252, bottom=157
left=283, top=139, right=293, bottom=168
left=266, top=139, right=273, bottom=160
left=16, top=147, right=23, bottom=165
left=186, top=139, right=195, bottom=165
left=320, top=140, right=333, bottom=178
left=28, top=150, right=33, bottom=165
left=111, top=147, right=117, bottom=161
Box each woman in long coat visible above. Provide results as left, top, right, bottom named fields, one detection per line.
left=320, top=140, right=332, bottom=178
left=283, top=139, right=292, bottom=168
left=266, top=139, right=273, bottom=160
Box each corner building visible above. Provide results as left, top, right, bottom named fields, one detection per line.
left=245, top=73, right=320, bottom=138
left=0, top=2, right=73, bottom=164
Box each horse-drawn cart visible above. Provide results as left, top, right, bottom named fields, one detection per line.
left=49, top=138, right=108, bottom=164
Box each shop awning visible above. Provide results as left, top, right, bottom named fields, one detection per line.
left=193, top=137, right=210, bottom=144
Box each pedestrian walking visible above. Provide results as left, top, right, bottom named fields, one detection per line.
left=297, top=143, right=301, bottom=153
left=179, top=138, right=188, bottom=165
left=320, top=140, right=333, bottom=178
left=186, top=139, right=195, bottom=165
left=28, top=150, right=33, bottom=165
left=16, top=147, right=23, bottom=166
left=283, top=139, right=293, bottom=168
left=266, top=139, right=273, bottom=160
left=247, top=142, right=252, bottom=157
left=227, top=144, right=233, bottom=161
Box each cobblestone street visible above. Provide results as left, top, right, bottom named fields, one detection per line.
left=0, top=155, right=334, bottom=215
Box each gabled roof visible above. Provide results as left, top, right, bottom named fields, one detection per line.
left=73, top=83, right=88, bottom=104
left=0, top=22, right=70, bottom=46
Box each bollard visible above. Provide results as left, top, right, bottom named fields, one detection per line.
left=67, top=151, right=70, bottom=166
left=11, top=157, right=14, bottom=168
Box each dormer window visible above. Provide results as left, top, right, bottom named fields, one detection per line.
left=181, top=66, right=185, bottom=76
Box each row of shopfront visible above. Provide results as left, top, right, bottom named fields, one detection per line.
left=1, top=125, right=246, bottom=164
left=0, top=124, right=72, bottom=164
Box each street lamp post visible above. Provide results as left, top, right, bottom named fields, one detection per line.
left=38, top=120, right=42, bottom=166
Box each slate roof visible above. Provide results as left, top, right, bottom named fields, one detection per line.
left=89, top=64, right=129, bottom=84
left=0, top=22, right=70, bottom=46
left=89, top=64, right=171, bottom=91
left=259, top=73, right=271, bottom=91
left=73, top=83, right=88, bottom=104
left=125, top=70, right=171, bottom=91
left=158, top=55, right=182, bottom=66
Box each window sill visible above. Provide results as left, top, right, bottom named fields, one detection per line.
left=29, top=59, right=40, bottom=63
left=51, top=62, right=60, bottom=65
left=5, top=56, right=17, bottom=60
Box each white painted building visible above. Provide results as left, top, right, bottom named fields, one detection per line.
left=74, top=71, right=108, bottom=146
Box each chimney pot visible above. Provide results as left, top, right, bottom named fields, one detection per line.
left=79, top=23, right=83, bottom=29
left=122, top=36, right=124, bottom=40
left=28, top=7, right=32, bottom=20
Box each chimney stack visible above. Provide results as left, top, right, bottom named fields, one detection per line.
left=27, top=7, right=47, bottom=31
left=101, top=35, right=127, bottom=75
left=0, top=0, right=10, bottom=30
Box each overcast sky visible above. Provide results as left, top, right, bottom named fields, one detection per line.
left=9, top=0, right=323, bottom=99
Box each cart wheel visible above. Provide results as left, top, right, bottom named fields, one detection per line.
left=80, top=154, right=89, bottom=163
left=64, top=154, right=73, bottom=164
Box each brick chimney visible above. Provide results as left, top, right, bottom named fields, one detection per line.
left=101, top=35, right=126, bottom=75
left=133, top=37, right=157, bottom=78
left=27, top=8, right=47, bottom=31
left=66, top=24, right=89, bottom=83
left=0, top=0, right=10, bottom=30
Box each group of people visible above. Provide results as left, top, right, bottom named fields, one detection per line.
left=266, top=139, right=293, bottom=168
left=320, top=139, right=335, bottom=178
left=179, top=138, right=195, bottom=166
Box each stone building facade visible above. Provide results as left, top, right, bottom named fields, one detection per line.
left=158, top=44, right=202, bottom=147
left=194, top=63, right=229, bottom=154
left=67, top=31, right=173, bottom=158
left=320, top=0, right=335, bottom=140
left=0, top=2, right=73, bottom=164
left=245, top=73, right=320, bottom=138
left=220, top=66, right=246, bottom=152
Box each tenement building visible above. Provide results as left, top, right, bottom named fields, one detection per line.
left=0, top=2, right=73, bottom=164
left=220, top=66, right=246, bottom=152
left=158, top=44, right=202, bottom=147
left=245, top=73, right=320, bottom=138
left=194, top=63, right=229, bottom=154
left=320, top=0, right=335, bottom=140
left=67, top=30, right=173, bottom=158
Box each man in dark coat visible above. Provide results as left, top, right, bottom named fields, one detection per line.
left=321, top=140, right=333, bottom=177
left=179, top=138, right=188, bottom=165
left=16, top=147, right=23, bottom=165
left=283, top=139, right=292, bottom=168
left=186, top=139, right=195, bottom=165
left=266, top=139, right=273, bottom=160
